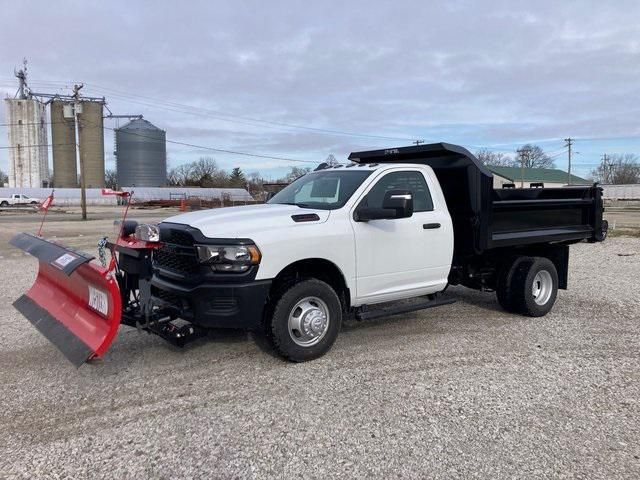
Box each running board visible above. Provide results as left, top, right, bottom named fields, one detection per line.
left=355, top=296, right=456, bottom=321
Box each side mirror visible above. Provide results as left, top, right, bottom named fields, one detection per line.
left=382, top=189, right=413, bottom=218
left=265, top=192, right=275, bottom=201
left=355, top=189, right=413, bottom=222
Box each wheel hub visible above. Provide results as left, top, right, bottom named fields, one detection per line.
left=288, top=297, right=330, bottom=347
left=532, top=270, right=553, bottom=306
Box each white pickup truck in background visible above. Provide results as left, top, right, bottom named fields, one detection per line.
left=0, top=193, right=40, bottom=207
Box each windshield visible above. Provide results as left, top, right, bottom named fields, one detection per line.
left=268, top=170, right=372, bottom=210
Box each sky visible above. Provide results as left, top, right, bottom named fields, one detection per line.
left=1, top=0, right=639, bottom=180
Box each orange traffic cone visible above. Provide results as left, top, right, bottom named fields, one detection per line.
left=180, top=198, right=187, bottom=212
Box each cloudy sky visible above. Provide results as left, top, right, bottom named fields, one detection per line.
left=1, top=0, right=639, bottom=179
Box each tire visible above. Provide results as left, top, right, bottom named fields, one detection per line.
left=511, top=257, right=559, bottom=317
left=0, top=201, right=8, bottom=207
left=495, top=256, right=533, bottom=312
left=268, top=278, right=342, bottom=362
left=30, top=201, right=38, bottom=205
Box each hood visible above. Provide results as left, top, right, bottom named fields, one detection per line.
left=162, top=203, right=330, bottom=238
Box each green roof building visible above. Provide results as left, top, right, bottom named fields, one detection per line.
left=487, top=166, right=590, bottom=188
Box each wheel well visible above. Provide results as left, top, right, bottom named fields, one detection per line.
left=269, top=258, right=350, bottom=311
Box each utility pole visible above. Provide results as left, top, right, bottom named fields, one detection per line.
left=517, top=147, right=530, bottom=188
left=601, top=154, right=611, bottom=184
left=73, top=83, right=87, bottom=220
left=564, top=138, right=573, bottom=185
left=413, top=140, right=424, bottom=146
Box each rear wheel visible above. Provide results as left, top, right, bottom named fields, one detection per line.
left=510, top=257, right=558, bottom=317
left=0, top=201, right=8, bottom=207
left=496, top=256, right=532, bottom=312
left=268, top=278, right=342, bottom=362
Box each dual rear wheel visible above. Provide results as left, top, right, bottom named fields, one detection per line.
left=496, top=256, right=558, bottom=316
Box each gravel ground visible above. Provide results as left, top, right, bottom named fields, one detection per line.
left=0, top=212, right=638, bottom=479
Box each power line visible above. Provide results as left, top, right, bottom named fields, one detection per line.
left=82, top=82, right=420, bottom=142
left=101, top=125, right=317, bottom=164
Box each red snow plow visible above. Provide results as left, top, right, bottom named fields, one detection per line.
left=10, top=184, right=215, bottom=367
left=11, top=233, right=123, bottom=366
left=11, top=227, right=208, bottom=366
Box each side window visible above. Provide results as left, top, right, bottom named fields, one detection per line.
left=364, top=171, right=433, bottom=212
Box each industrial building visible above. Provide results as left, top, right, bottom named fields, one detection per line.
left=488, top=166, right=590, bottom=188
left=115, top=118, right=167, bottom=187
left=3, top=63, right=161, bottom=190
left=49, top=99, right=106, bottom=188
left=5, top=97, right=50, bottom=188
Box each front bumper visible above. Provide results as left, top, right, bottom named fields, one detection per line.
left=151, top=274, right=272, bottom=329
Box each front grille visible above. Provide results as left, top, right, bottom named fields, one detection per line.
left=165, top=229, right=194, bottom=246
left=154, top=225, right=201, bottom=277
left=154, top=248, right=200, bottom=276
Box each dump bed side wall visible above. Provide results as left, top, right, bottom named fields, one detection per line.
left=488, top=186, right=602, bottom=248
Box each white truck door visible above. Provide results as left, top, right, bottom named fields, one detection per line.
left=351, top=169, right=452, bottom=304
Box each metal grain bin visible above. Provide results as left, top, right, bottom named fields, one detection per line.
left=78, top=101, right=105, bottom=188
left=115, top=119, right=166, bottom=187
left=50, top=101, right=77, bottom=187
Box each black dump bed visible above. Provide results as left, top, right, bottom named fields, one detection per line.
left=348, top=143, right=604, bottom=256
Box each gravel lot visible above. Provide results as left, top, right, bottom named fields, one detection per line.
left=0, top=210, right=638, bottom=479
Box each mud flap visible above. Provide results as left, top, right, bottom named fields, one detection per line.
left=10, top=233, right=122, bottom=367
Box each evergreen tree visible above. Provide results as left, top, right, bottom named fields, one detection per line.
left=229, top=167, right=247, bottom=187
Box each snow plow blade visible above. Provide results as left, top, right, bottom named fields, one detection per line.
left=10, top=233, right=122, bottom=367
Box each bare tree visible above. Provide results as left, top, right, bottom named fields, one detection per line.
left=324, top=154, right=340, bottom=166
left=591, top=153, right=640, bottom=184
left=167, top=163, right=194, bottom=186
left=105, top=169, right=118, bottom=189
left=191, top=157, right=220, bottom=179
left=0, top=169, right=8, bottom=186
left=283, top=166, right=311, bottom=182
left=515, top=144, right=555, bottom=169
left=475, top=149, right=513, bottom=167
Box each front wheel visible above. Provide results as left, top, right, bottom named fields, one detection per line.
left=268, top=279, right=342, bottom=362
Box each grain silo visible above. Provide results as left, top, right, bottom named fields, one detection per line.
left=115, top=118, right=167, bottom=187
left=5, top=97, right=49, bottom=188
left=50, top=100, right=77, bottom=187
left=78, top=101, right=105, bottom=188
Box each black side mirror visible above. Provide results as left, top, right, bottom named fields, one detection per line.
left=382, top=189, right=413, bottom=218
left=355, top=189, right=413, bottom=222
left=265, top=192, right=275, bottom=201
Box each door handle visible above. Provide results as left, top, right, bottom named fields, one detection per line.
left=423, top=223, right=441, bottom=229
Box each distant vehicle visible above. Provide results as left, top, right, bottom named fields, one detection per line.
left=0, top=194, right=40, bottom=207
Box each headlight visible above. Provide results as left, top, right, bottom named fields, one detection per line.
left=195, top=244, right=261, bottom=272
left=134, top=224, right=161, bottom=242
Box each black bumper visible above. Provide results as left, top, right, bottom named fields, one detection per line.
left=151, top=274, right=272, bottom=329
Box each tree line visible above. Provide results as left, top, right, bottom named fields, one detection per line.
left=104, top=156, right=312, bottom=192
left=476, top=144, right=640, bottom=184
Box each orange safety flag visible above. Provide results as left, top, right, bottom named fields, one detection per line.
left=39, top=191, right=54, bottom=212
